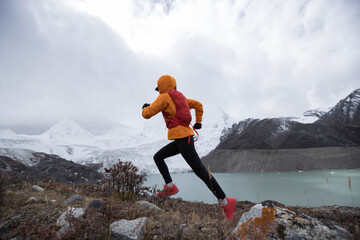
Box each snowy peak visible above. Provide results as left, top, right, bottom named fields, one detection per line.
left=317, top=88, right=360, bottom=126
left=203, top=107, right=237, bottom=129
left=42, top=119, right=94, bottom=140
left=0, top=129, right=17, bottom=138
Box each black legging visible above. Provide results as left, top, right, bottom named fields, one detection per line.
left=153, top=136, right=226, bottom=200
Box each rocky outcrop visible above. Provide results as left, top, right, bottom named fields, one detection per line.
left=231, top=200, right=352, bottom=239
left=202, top=147, right=360, bottom=172
left=0, top=153, right=103, bottom=185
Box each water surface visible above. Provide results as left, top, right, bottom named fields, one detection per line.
left=145, top=169, right=360, bottom=207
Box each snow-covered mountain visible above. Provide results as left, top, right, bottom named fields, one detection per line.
left=214, top=89, right=360, bottom=151
left=0, top=129, right=17, bottom=138
left=200, top=89, right=360, bottom=173
left=41, top=119, right=95, bottom=142
left=0, top=108, right=236, bottom=174
left=317, top=88, right=360, bottom=126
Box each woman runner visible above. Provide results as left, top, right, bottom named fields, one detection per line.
left=142, top=75, right=236, bottom=220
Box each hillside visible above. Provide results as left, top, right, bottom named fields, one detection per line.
left=217, top=118, right=360, bottom=150
left=0, top=153, right=103, bottom=185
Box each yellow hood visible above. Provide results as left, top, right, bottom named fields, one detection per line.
left=157, top=75, right=177, bottom=94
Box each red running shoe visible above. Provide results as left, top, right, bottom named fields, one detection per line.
left=156, top=184, right=179, bottom=198
left=222, top=197, right=237, bottom=220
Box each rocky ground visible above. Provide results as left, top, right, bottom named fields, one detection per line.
left=1, top=181, right=359, bottom=240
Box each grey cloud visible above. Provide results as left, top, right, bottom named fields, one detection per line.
left=0, top=0, right=163, bottom=133
left=0, top=0, right=359, bottom=134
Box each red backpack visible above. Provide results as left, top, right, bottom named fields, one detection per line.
left=162, top=90, right=199, bottom=143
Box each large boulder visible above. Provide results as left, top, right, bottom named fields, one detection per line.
left=110, top=217, right=147, bottom=240
left=231, top=200, right=352, bottom=240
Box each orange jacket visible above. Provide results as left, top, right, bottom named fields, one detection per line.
left=142, top=75, right=203, bottom=140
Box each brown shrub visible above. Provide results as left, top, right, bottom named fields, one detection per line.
left=102, top=159, right=149, bottom=201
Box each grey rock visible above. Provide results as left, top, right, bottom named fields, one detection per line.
left=110, top=217, right=147, bottom=240
left=231, top=200, right=352, bottom=239
left=136, top=200, right=162, bottom=211
left=57, top=207, right=85, bottom=227
left=56, top=223, right=72, bottom=239
left=64, top=194, right=84, bottom=204
left=31, top=185, right=44, bottom=192
left=87, top=199, right=105, bottom=210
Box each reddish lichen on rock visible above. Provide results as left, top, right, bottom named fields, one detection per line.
left=236, top=207, right=277, bottom=239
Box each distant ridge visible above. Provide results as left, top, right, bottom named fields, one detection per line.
left=216, top=88, right=360, bottom=150
left=202, top=88, right=360, bottom=172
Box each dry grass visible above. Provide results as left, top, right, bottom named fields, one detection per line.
left=1, top=163, right=360, bottom=239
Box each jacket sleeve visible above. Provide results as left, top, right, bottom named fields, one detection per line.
left=187, top=99, right=203, bottom=123
left=142, top=94, right=167, bottom=119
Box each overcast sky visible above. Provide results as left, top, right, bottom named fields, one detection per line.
left=0, top=0, right=359, bottom=134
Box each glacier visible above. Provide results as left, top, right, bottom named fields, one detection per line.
left=0, top=107, right=236, bottom=174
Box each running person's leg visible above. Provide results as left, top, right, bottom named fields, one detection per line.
left=154, top=141, right=179, bottom=184
left=175, top=136, right=226, bottom=200
left=176, top=136, right=236, bottom=220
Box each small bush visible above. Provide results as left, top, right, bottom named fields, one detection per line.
left=103, top=159, right=148, bottom=201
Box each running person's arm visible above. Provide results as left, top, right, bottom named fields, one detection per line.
left=187, top=99, right=203, bottom=124
left=142, top=94, right=167, bottom=119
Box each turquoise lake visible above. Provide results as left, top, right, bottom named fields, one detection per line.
left=145, top=169, right=360, bottom=207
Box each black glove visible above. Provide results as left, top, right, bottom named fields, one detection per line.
left=193, top=123, right=202, bottom=129
left=142, top=103, right=150, bottom=109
